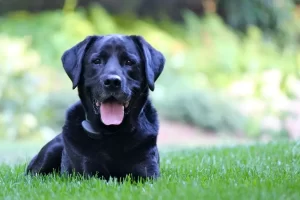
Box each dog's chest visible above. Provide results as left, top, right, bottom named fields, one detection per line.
left=78, top=147, right=138, bottom=177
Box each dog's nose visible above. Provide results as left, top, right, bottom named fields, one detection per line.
left=103, top=75, right=122, bottom=90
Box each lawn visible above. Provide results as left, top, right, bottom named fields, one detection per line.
left=0, top=141, right=299, bottom=200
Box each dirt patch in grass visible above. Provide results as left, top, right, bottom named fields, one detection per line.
left=157, top=119, right=254, bottom=148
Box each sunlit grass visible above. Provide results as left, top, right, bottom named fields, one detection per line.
left=1, top=141, right=300, bottom=200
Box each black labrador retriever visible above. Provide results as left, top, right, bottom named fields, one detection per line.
left=26, top=34, right=165, bottom=181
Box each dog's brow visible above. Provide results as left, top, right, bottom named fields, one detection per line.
left=91, top=53, right=99, bottom=58
left=90, top=52, right=104, bottom=61
left=122, top=52, right=139, bottom=62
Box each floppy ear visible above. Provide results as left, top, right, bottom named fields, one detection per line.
left=131, top=36, right=165, bottom=91
left=61, top=36, right=96, bottom=89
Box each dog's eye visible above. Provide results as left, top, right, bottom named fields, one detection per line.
left=124, top=59, right=135, bottom=66
left=93, top=58, right=103, bottom=65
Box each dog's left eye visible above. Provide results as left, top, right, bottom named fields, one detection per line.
left=124, top=59, right=135, bottom=66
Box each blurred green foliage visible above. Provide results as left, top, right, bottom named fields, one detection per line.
left=0, top=2, right=300, bottom=140
left=0, top=36, right=77, bottom=140
left=217, top=0, right=295, bottom=33
left=154, top=89, right=246, bottom=133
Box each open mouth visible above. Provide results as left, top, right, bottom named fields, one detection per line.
left=93, top=97, right=129, bottom=126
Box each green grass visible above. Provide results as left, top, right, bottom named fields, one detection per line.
left=1, top=141, right=300, bottom=200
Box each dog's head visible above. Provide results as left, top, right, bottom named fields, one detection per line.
left=61, top=34, right=165, bottom=130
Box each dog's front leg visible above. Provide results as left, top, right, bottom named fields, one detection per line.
left=26, top=134, right=64, bottom=175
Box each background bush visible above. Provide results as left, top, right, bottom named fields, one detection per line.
left=0, top=0, right=300, bottom=141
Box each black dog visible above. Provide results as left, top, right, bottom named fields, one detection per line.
left=26, top=34, right=165, bottom=181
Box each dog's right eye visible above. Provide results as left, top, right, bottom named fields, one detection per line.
left=92, top=58, right=103, bottom=65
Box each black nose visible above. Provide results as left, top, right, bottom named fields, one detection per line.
left=103, top=75, right=122, bottom=90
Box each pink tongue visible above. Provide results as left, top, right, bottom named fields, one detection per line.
left=100, top=102, right=124, bottom=125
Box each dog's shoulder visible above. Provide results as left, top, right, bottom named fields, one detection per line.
left=65, top=101, right=85, bottom=120
left=137, top=99, right=159, bottom=135
left=123, top=99, right=159, bottom=156
left=63, top=101, right=85, bottom=129
left=143, top=99, right=158, bottom=123
left=61, top=101, right=89, bottom=143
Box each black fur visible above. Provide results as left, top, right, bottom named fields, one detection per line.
left=26, top=34, right=165, bottom=181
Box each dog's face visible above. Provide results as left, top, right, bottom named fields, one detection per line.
left=61, top=34, right=165, bottom=127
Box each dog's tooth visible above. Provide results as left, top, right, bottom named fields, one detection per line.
left=125, top=102, right=129, bottom=108
left=96, top=101, right=100, bottom=106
